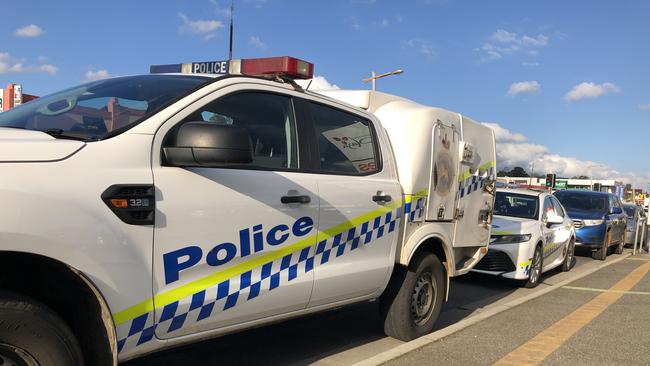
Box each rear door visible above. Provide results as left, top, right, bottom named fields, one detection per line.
left=303, top=100, right=401, bottom=307
left=453, top=118, right=496, bottom=247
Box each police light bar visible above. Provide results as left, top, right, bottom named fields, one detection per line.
left=150, top=56, right=314, bottom=80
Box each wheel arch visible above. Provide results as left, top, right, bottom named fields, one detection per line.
left=0, top=251, right=117, bottom=366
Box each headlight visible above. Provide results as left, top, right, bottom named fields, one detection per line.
left=490, top=234, right=532, bottom=244
left=583, top=219, right=605, bottom=226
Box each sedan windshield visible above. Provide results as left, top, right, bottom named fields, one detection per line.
left=494, top=192, right=539, bottom=220
left=554, top=192, right=607, bottom=213
left=0, top=75, right=210, bottom=140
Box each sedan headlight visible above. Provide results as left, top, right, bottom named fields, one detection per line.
left=583, top=219, right=605, bottom=226
left=490, top=234, right=532, bottom=244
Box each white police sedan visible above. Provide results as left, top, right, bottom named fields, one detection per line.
left=473, top=188, right=576, bottom=287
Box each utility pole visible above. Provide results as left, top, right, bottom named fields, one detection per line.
left=228, top=0, right=234, bottom=61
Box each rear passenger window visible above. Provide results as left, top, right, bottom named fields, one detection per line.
left=180, top=92, right=298, bottom=170
left=309, top=103, right=379, bottom=175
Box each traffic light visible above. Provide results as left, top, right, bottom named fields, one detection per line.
left=545, top=173, right=556, bottom=188
left=593, top=183, right=602, bottom=192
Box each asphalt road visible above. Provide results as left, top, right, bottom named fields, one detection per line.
left=385, top=253, right=650, bottom=366
left=124, top=248, right=605, bottom=366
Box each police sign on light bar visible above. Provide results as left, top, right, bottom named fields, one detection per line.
left=150, top=56, right=313, bottom=80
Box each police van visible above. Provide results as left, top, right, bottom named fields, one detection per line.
left=0, top=56, right=496, bottom=365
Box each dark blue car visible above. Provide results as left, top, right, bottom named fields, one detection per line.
left=554, top=190, right=627, bottom=260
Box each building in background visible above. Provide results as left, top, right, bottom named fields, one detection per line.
left=0, top=83, right=38, bottom=112
left=497, top=176, right=626, bottom=199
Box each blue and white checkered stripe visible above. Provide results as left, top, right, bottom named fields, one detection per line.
left=403, top=197, right=425, bottom=222
left=458, top=167, right=495, bottom=199
left=115, top=208, right=401, bottom=354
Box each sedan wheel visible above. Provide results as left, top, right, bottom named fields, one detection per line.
left=525, top=245, right=543, bottom=288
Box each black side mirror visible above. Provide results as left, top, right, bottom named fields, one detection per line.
left=163, top=122, right=253, bottom=167
left=610, top=207, right=622, bottom=215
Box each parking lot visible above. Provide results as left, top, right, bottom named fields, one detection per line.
left=125, top=245, right=649, bottom=366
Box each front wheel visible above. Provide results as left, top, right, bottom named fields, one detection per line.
left=562, top=239, right=575, bottom=272
left=615, top=232, right=625, bottom=254
left=592, top=232, right=609, bottom=261
left=0, top=292, right=83, bottom=366
left=380, top=252, right=445, bottom=341
left=524, top=245, right=543, bottom=288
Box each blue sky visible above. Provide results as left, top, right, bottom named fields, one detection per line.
left=1, top=0, right=649, bottom=185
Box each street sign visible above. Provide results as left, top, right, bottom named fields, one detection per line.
left=555, top=180, right=567, bottom=189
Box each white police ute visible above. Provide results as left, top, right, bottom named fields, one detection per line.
left=473, top=188, right=576, bottom=287
left=0, top=56, right=496, bottom=365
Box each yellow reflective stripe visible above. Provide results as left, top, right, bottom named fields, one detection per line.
left=519, top=259, right=532, bottom=267
left=112, top=199, right=403, bottom=326
left=404, top=188, right=428, bottom=204
left=458, top=160, right=496, bottom=182
left=491, top=231, right=513, bottom=235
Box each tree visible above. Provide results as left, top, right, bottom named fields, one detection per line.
left=571, top=175, right=589, bottom=179
left=508, top=166, right=529, bottom=177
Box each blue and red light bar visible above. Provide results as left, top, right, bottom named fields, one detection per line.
left=150, top=56, right=313, bottom=80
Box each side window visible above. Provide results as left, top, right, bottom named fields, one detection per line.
left=180, top=92, right=298, bottom=170
left=542, top=197, right=554, bottom=219
left=309, top=102, right=379, bottom=175
left=551, top=197, right=565, bottom=218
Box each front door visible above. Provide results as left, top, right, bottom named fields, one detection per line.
left=152, top=90, right=319, bottom=338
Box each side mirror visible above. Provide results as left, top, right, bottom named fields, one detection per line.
left=163, top=122, right=253, bottom=167
left=610, top=207, right=623, bottom=215
left=545, top=211, right=564, bottom=225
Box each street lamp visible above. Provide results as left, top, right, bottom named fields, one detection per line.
left=363, top=69, right=404, bottom=91
left=587, top=164, right=603, bottom=191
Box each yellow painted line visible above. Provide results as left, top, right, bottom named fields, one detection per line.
left=458, top=160, right=496, bottom=182
left=493, top=260, right=650, bottom=366
left=626, top=257, right=650, bottom=261
left=562, top=285, right=650, bottom=296
left=112, top=199, right=403, bottom=326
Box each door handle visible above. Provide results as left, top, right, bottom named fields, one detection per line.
left=372, top=192, right=392, bottom=203
left=281, top=195, right=311, bottom=204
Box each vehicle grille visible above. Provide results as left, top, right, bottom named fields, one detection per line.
left=572, top=219, right=584, bottom=229
left=474, top=250, right=516, bottom=272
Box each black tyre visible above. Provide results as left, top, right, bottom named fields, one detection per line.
left=380, top=252, right=445, bottom=341
left=592, top=232, right=609, bottom=261
left=562, top=238, right=575, bottom=272
left=0, top=292, right=83, bottom=366
left=525, top=245, right=543, bottom=288
left=615, top=232, right=625, bottom=254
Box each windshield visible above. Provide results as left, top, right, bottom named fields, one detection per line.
left=623, top=205, right=637, bottom=217
left=0, top=75, right=210, bottom=140
left=554, top=192, right=607, bottom=213
left=494, top=191, right=539, bottom=220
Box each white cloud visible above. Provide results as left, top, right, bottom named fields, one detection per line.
left=15, top=24, right=44, bottom=38
left=405, top=39, right=434, bottom=56
left=84, top=69, right=111, bottom=82
left=507, top=81, right=541, bottom=97
left=639, top=103, right=650, bottom=110
left=564, top=82, right=620, bottom=102
left=522, top=61, right=540, bottom=67
left=209, top=0, right=232, bottom=17
left=481, top=123, right=527, bottom=142
left=484, top=122, right=648, bottom=186
left=0, top=52, right=57, bottom=75
left=295, top=75, right=340, bottom=91
left=178, top=13, right=224, bottom=40
left=478, top=29, right=549, bottom=62
left=248, top=36, right=266, bottom=50
left=345, top=16, right=362, bottom=30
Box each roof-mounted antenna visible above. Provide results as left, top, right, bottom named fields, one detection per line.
left=228, top=0, right=234, bottom=61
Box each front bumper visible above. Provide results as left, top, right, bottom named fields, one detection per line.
left=575, top=223, right=606, bottom=249
left=472, top=241, right=535, bottom=280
